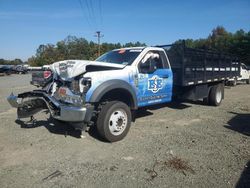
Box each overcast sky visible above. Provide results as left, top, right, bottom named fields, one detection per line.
left=0, top=0, right=250, bottom=60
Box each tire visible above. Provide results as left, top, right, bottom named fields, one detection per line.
left=232, top=78, right=237, bottom=86
left=209, top=84, right=223, bottom=106
left=246, top=77, right=250, bottom=84
left=97, top=101, right=132, bottom=142
left=203, top=97, right=209, bottom=105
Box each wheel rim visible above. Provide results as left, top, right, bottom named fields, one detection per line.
left=108, top=109, right=128, bottom=136
left=216, top=89, right=222, bottom=103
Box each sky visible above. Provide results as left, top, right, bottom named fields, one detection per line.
left=0, top=0, right=250, bottom=61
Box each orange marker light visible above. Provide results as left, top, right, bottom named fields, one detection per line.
left=118, top=49, right=126, bottom=54
left=59, top=88, right=66, bottom=96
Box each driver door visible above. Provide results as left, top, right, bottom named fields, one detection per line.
left=136, top=51, right=173, bottom=107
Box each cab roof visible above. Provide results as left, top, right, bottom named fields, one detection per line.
left=113, top=46, right=164, bottom=52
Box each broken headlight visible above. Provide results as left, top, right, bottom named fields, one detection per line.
left=71, top=80, right=80, bottom=94
left=80, top=77, right=91, bottom=93
left=56, top=87, right=84, bottom=106
left=70, top=77, right=91, bottom=94
left=54, top=77, right=91, bottom=106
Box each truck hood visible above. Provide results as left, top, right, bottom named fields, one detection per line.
left=50, top=60, right=125, bottom=80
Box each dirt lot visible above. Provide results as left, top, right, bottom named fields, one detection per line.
left=0, top=74, right=249, bottom=188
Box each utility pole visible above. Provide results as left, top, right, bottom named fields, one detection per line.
left=94, top=31, right=104, bottom=57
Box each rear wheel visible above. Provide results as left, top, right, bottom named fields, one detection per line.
left=97, top=101, right=132, bottom=142
left=232, top=78, right=237, bottom=86
left=246, top=77, right=250, bottom=84
left=209, top=84, right=223, bottom=106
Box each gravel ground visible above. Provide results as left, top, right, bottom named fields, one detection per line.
left=0, top=74, right=249, bottom=188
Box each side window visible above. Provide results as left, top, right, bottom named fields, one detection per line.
left=138, top=51, right=166, bottom=73
left=153, top=53, right=163, bottom=69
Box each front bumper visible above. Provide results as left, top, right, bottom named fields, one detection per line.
left=7, top=91, right=93, bottom=122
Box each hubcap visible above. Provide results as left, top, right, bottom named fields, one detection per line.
left=108, top=109, right=128, bottom=136
left=216, top=90, right=222, bottom=103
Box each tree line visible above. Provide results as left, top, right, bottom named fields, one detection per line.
left=176, top=26, right=250, bottom=65
left=1, top=26, right=249, bottom=66
left=27, top=36, right=146, bottom=66
left=0, top=58, right=24, bottom=65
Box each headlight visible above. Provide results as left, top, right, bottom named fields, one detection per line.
left=71, top=80, right=80, bottom=93
left=80, top=77, right=91, bottom=93
left=56, top=87, right=84, bottom=106
left=71, top=77, right=91, bottom=94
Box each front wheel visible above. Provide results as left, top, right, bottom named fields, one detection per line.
left=97, top=101, right=132, bottom=142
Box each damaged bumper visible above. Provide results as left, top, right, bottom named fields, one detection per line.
left=7, top=91, right=93, bottom=123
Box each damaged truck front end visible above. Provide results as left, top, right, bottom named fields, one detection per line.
left=7, top=59, right=125, bottom=135
left=6, top=60, right=109, bottom=133
left=7, top=49, right=139, bottom=142
left=7, top=90, right=93, bottom=124
left=7, top=87, right=94, bottom=135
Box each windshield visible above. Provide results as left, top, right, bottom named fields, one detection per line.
left=95, top=49, right=142, bottom=65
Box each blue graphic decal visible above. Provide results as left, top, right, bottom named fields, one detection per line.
left=84, top=68, right=173, bottom=108
left=148, top=75, right=163, bottom=93
left=136, top=69, right=173, bottom=107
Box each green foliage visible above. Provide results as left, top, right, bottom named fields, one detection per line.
left=27, top=26, right=250, bottom=66
left=28, top=35, right=146, bottom=66
left=0, top=58, right=23, bottom=65
left=178, top=26, right=250, bottom=65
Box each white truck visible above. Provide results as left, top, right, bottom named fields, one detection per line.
left=7, top=42, right=240, bottom=142
left=228, top=63, right=250, bottom=86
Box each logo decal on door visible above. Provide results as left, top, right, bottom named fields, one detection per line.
left=148, top=75, right=163, bottom=93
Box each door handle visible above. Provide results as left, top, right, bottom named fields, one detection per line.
left=162, top=75, right=169, bottom=78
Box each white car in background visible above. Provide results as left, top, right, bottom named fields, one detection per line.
left=228, top=63, right=250, bottom=86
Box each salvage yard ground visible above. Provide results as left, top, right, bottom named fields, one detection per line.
left=0, top=74, right=249, bottom=188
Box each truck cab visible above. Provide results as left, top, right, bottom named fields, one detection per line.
left=91, top=47, right=173, bottom=107
left=228, top=63, right=250, bottom=85
left=239, top=63, right=250, bottom=83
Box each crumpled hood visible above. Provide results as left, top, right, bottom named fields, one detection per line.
left=49, top=60, right=125, bottom=80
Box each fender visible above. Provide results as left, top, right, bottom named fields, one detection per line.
left=89, top=79, right=138, bottom=109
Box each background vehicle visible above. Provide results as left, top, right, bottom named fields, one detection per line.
left=7, top=42, right=240, bottom=142
left=227, top=63, right=250, bottom=86
left=12, top=65, right=29, bottom=74
left=0, top=65, right=14, bottom=75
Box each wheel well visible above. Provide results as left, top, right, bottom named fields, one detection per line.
left=99, top=88, right=136, bottom=109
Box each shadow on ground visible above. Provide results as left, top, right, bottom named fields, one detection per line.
left=139, top=100, right=192, bottom=111
left=15, top=117, right=81, bottom=138
left=225, top=112, right=250, bottom=136
left=13, top=100, right=202, bottom=141
left=135, top=101, right=192, bottom=119
left=15, top=114, right=109, bottom=142
left=236, top=160, right=250, bottom=188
